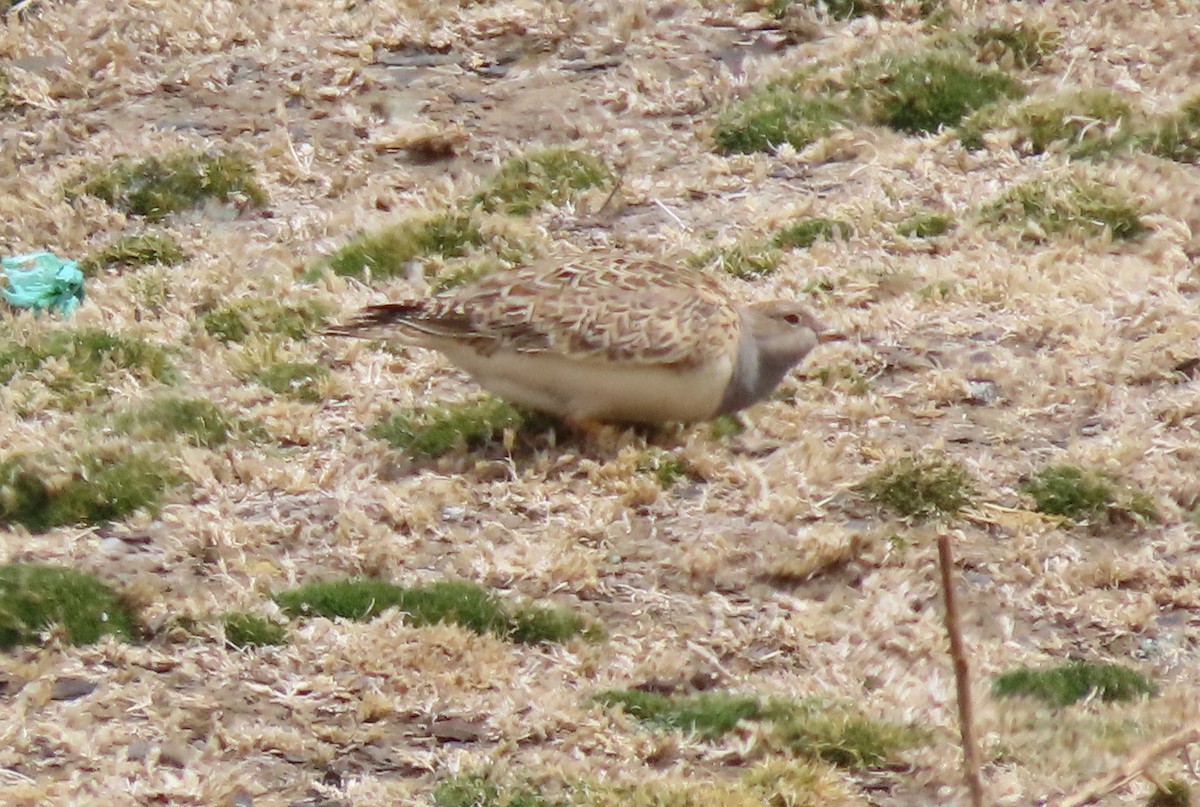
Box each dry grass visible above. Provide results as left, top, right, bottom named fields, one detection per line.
left=3, top=0, right=1200, bottom=805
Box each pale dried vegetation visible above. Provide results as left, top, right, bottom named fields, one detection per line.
left=2, top=0, right=1200, bottom=805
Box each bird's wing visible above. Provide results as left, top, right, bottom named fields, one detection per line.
left=330, top=259, right=741, bottom=368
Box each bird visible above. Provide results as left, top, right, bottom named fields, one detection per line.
left=326, top=257, right=839, bottom=426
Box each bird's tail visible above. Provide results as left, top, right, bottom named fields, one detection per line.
left=323, top=303, right=428, bottom=340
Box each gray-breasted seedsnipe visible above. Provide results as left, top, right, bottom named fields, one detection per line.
left=328, top=257, right=838, bottom=425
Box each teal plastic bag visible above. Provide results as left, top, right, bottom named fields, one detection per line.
left=1, top=252, right=86, bottom=316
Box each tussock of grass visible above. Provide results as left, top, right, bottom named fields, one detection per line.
left=689, top=243, right=781, bottom=279
left=1144, top=94, right=1200, bottom=163
left=473, top=147, right=611, bottom=215
left=773, top=217, right=853, bottom=249
left=253, top=361, right=329, bottom=402
left=959, top=89, right=1140, bottom=157
left=0, top=328, right=174, bottom=394
left=863, top=453, right=975, bottom=518
left=372, top=397, right=547, bottom=458
left=1020, top=464, right=1157, bottom=524
left=895, top=212, right=955, bottom=238
left=981, top=176, right=1147, bottom=241
left=200, top=298, right=330, bottom=343
left=858, top=51, right=1025, bottom=133
left=82, top=233, right=185, bottom=274
left=594, top=689, right=916, bottom=767
left=104, top=396, right=255, bottom=447
left=0, top=563, right=138, bottom=648
left=69, top=151, right=266, bottom=220
left=274, top=578, right=589, bottom=644
left=971, top=22, right=1060, bottom=68
left=324, top=211, right=485, bottom=280
left=429, top=259, right=497, bottom=293
left=994, top=661, right=1156, bottom=707
left=222, top=613, right=287, bottom=648
left=0, top=451, right=176, bottom=533
left=712, top=85, right=847, bottom=154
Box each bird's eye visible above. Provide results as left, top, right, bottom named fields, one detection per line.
left=782, top=313, right=803, bottom=325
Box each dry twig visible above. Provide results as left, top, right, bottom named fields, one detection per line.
left=1050, top=725, right=1200, bottom=807
left=938, top=530, right=985, bottom=807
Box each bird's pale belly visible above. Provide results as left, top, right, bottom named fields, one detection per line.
left=443, top=346, right=735, bottom=424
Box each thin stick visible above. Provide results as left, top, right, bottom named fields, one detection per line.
left=938, top=531, right=985, bottom=807
left=1051, top=725, right=1200, bottom=807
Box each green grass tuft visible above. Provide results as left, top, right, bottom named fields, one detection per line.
left=274, top=578, right=589, bottom=644
left=993, top=661, right=1156, bottom=707
left=81, top=233, right=186, bottom=274
left=200, top=298, right=330, bottom=343
left=372, top=397, right=546, bottom=458
left=712, top=85, right=847, bottom=154
left=0, top=451, right=177, bottom=533
left=69, top=151, right=266, bottom=220
left=959, top=89, right=1140, bottom=157
left=709, top=414, right=746, bottom=440
left=895, top=212, right=955, bottom=238
left=593, top=689, right=764, bottom=739
left=863, top=453, right=975, bottom=518
left=1144, top=94, right=1200, bottom=164
left=1147, top=780, right=1192, bottom=807
left=0, top=328, right=174, bottom=398
left=858, top=51, right=1025, bottom=134
left=433, top=774, right=562, bottom=807
left=971, top=22, right=1060, bottom=69
left=323, top=211, right=485, bottom=280
left=980, top=176, right=1147, bottom=241
left=473, top=148, right=611, bottom=216
left=222, top=613, right=288, bottom=648
left=772, top=217, right=854, bottom=250
left=104, top=396, right=256, bottom=448
left=637, top=450, right=696, bottom=489
left=0, top=563, right=138, bottom=648
left=689, top=243, right=782, bottom=279
left=253, top=361, right=329, bottom=402
left=594, top=689, right=918, bottom=767
left=764, top=699, right=920, bottom=768
left=1020, top=464, right=1157, bottom=524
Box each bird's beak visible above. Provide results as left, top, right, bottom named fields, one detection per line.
left=817, top=329, right=848, bottom=344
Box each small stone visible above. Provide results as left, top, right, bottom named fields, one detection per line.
left=50, top=677, right=97, bottom=701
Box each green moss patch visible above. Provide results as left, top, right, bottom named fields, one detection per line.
left=473, top=148, right=611, bottom=216
left=959, top=89, right=1140, bottom=157
left=863, top=453, right=975, bottom=518
left=253, top=361, right=329, bottom=402
left=69, top=151, right=266, bottom=220
left=1144, top=94, right=1200, bottom=163
left=1020, top=464, right=1157, bottom=524
left=980, top=176, right=1147, bottom=241
left=0, top=328, right=174, bottom=395
left=200, top=298, right=330, bottom=343
left=0, top=451, right=177, bottom=533
left=857, top=51, right=1025, bottom=134
left=773, top=217, right=854, bottom=250
left=104, top=396, right=257, bottom=448
left=222, top=613, right=288, bottom=648
left=434, top=774, right=563, bottom=807
left=372, top=397, right=551, bottom=458
left=594, top=689, right=917, bottom=768
left=994, top=661, right=1156, bottom=707
left=712, top=85, right=847, bottom=155
left=895, top=212, right=955, bottom=238
left=689, top=243, right=782, bottom=279
left=81, top=233, right=185, bottom=274
left=0, top=563, right=138, bottom=648
left=324, top=211, right=485, bottom=281
left=275, top=578, right=590, bottom=644
left=637, top=450, right=697, bottom=490
left=970, top=22, right=1060, bottom=68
